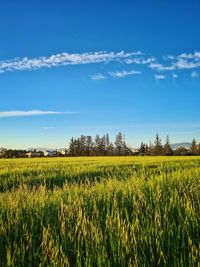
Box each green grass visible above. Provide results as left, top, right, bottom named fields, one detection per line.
left=0, top=156, right=200, bottom=266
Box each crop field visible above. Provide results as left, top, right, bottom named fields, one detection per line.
left=0, top=156, right=200, bottom=267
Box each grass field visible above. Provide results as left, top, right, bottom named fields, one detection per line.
left=0, top=156, right=199, bottom=266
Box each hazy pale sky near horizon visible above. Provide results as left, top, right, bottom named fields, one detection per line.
left=0, top=0, right=200, bottom=148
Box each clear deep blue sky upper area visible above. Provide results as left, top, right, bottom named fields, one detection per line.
left=0, top=0, right=200, bottom=148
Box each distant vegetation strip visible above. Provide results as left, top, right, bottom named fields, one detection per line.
left=0, top=133, right=200, bottom=158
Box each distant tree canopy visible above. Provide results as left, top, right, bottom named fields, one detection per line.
left=68, top=132, right=133, bottom=156
left=0, top=149, right=27, bottom=158
left=138, top=134, right=200, bottom=156
left=163, top=135, right=173, bottom=156
left=1, top=133, right=200, bottom=158
left=67, top=133, right=200, bottom=157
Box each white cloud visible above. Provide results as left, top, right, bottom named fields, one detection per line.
left=0, top=51, right=142, bottom=73
left=191, top=71, right=199, bottom=78
left=90, top=73, right=106, bottom=80
left=125, top=57, right=156, bottom=65
left=149, top=62, right=175, bottom=71
left=172, top=73, right=178, bottom=78
left=1, top=50, right=200, bottom=76
left=109, top=70, right=141, bottom=78
left=154, top=74, right=165, bottom=80
left=166, top=55, right=175, bottom=60
left=179, top=53, right=194, bottom=59
left=175, top=58, right=200, bottom=69
left=179, top=51, right=200, bottom=59
left=0, top=110, right=76, bottom=118
left=150, top=59, right=200, bottom=71
left=149, top=51, right=200, bottom=72
left=42, top=126, right=56, bottom=130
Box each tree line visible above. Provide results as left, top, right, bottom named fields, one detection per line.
left=139, top=134, right=200, bottom=156
left=68, top=133, right=200, bottom=156
left=1, top=133, right=200, bottom=158
left=68, top=132, right=132, bottom=156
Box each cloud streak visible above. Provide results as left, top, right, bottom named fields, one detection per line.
left=90, top=73, right=106, bottom=80
left=191, top=71, right=199, bottom=78
left=0, top=110, right=76, bottom=118
left=154, top=74, right=165, bottom=80
left=0, top=50, right=200, bottom=80
left=125, top=57, right=156, bottom=65
left=0, top=51, right=142, bottom=73
left=42, top=126, right=56, bottom=130
left=172, top=73, right=178, bottom=78
left=149, top=51, right=200, bottom=71
left=109, top=70, right=141, bottom=78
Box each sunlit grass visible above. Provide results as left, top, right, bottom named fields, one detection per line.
left=0, top=156, right=200, bottom=266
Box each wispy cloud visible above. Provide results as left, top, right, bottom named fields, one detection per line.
left=0, top=110, right=76, bottom=118
left=90, top=73, right=106, bottom=80
left=175, top=58, right=200, bottom=69
left=172, top=73, right=178, bottom=78
left=42, top=126, right=56, bottom=130
left=191, top=71, right=199, bottom=78
left=149, top=63, right=175, bottom=71
left=1, top=50, right=200, bottom=78
left=179, top=51, right=200, bottom=59
left=149, top=51, right=200, bottom=71
left=0, top=51, right=142, bottom=73
left=125, top=57, right=156, bottom=65
left=165, top=55, right=175, bottom=60
left=154, top=74, right=165, bottom=80
left=109, top=70, right=141, bottom=78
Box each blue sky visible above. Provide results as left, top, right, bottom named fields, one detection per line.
left=0, top=0, right=200, bottom=148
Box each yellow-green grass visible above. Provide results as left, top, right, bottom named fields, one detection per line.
left=0, top=156, right=200, bottom=266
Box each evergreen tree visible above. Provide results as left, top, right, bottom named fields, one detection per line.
left=85, top=136, right=93, bottom=156
left=153, top=134, right=163, bottom=155
left=163, top=135, right=173, bottom=156
left=107, top=142, right=115, bottom=156
left=191, top=139, right=198, bottom=155
left=105, top=133, right=110, bottom=153
left=69, top=137, right=75, bottom=156
left=174, top=147, right=188, bottom=156
left=114, top=132, right=124, bottom=155
left=94, top=134, right=102, bottom=156
left=148, top=141, right=154, bottom=155
left=101, top=135, right=107, bottom=156
left=139, top=142, right=145, bottom=155
left=145, top=144, right=149, bottom=155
